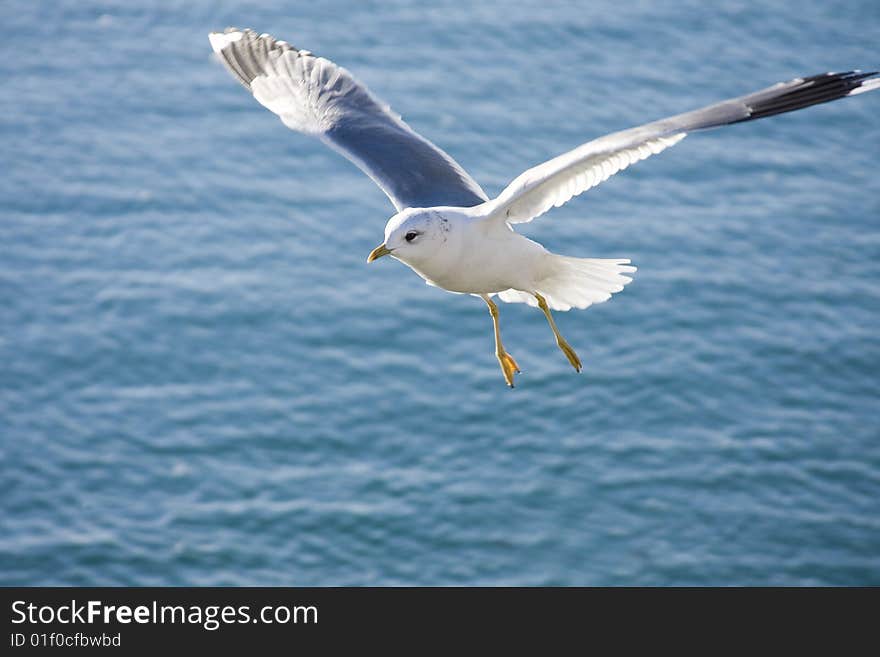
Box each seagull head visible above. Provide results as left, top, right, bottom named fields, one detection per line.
left=367, top=209, right=450, bottom=266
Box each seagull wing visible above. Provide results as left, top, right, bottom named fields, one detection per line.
left=209, top=28, right=488, bottom=211
left=487, top=71, right=879, bottom=224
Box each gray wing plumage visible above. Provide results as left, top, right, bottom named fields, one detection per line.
left=209, top=28, right=488, bottom=211
left=489, top=70, right=880, bottom=224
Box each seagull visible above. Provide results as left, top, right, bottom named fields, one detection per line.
left=209, top=28, right=879, bottom=387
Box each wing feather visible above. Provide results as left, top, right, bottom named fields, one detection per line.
left=209, top=28, right=488, bottom=211
left=489, top=70, right=878, bottom=224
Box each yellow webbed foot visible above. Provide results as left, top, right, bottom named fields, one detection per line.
left=496, top=350, right=521, bottom=387
left=556, top=338, right=581, bottom=372
left=534, top=292, right=581, bottom=374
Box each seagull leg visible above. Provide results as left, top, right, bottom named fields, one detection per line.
left=481, top=294, right=520, bottom=387
left=534, top=293, right=582, bottom=372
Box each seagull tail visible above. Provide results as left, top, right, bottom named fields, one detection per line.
left=498, top=255, right=636, bottom=312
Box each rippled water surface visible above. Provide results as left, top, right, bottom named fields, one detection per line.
left=2, top=0, right=879, bottom=585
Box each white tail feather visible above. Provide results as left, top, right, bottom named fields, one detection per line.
left=497, top=255, right=636, bottom=311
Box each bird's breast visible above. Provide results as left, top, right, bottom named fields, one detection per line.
left=403, top=229, right=545, bottom=295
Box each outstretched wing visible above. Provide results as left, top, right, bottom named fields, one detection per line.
left=487, top=71, right=879, bottom=224
left=209, top=28, right=488, bottom=211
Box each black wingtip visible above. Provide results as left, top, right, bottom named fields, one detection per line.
left=742, top=70, right=880, bottom=122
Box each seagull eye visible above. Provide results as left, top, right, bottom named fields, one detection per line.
left=405, top=231, right=419, bottom=243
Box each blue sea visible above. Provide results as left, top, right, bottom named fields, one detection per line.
left=2, top=0, right=879, bottom=586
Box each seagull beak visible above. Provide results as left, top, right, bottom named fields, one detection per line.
left=367, top=243, right=393, bottom=263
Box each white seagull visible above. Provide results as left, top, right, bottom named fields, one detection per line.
left=209, top=28, right=879, bottom=387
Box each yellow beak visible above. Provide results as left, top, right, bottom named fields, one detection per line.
left=367, top=243, right=393, bottom=263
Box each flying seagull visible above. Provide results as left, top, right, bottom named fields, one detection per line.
left=209, top=28, right=878, bottom=387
